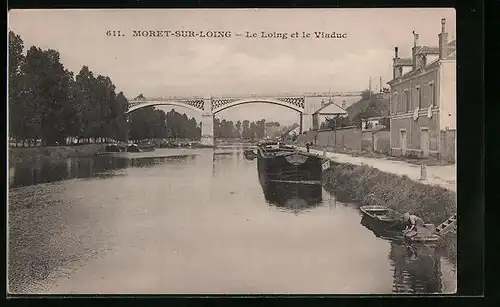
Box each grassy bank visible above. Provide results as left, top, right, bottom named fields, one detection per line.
left=322, top=163, right=457, bottom=266
left=9, top=144, right=107, bottom=167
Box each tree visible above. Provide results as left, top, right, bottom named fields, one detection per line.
left=18, top=47, right=75, bottom=145
left=249, top=122, right=257, bottom=140
left=235, top=120, right=242, bottom=138
left=242, top=120, right=251, bottom=139
left=8, top=31, right=26, bottom=145
left=256, top=119, right=266, bottom=139
left=73, top=66, right=97, bottom=142
left=360, top=89, right=376, bottom=101
left=113, top=92, right=129, bottom=141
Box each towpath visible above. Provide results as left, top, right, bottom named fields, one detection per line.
left=298, top=147, right=456, bottom=192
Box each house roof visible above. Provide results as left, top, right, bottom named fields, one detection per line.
left=388, top=40, right=457, bottom=85
left=313, top=101, right=348, bottom=115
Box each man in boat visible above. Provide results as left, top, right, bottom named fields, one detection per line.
left=402, top=212, right=433, bottom=239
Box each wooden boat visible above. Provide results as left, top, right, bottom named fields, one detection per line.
left=360, top=205, right=441, bottom=244
left=256, top=141, right=323, bottom=187
left=360, top=205, right=406, bottom=231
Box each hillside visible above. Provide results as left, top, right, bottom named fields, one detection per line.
left=346, top=94, right=390, bottom=121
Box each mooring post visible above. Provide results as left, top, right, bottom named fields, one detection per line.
left=420, top=164, right=427, bottom=180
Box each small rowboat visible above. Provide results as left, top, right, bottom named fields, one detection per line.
left=360, top=205, right=441, bottom=244
left=360, top=205, right=406, bottom=231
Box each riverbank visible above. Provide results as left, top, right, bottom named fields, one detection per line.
left=322, top=163, right=457, bottom=266
left=8, top=144, right=106, bottom=167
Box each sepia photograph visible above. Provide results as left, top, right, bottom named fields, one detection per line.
left=8, top=8, right=457, bottom=294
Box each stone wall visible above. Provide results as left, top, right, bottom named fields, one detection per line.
left=298, top=127, right=389, bottom=153
left=361, top=130, right=390, bottom=153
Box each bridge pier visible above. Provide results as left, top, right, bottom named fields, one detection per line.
left=301, top=112, right=313, bottom=133
left=201, top=97, right=214, bottom=147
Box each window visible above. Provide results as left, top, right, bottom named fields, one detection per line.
left=416, top=86, right=421, bottom=109
left=404, top=89, right=410, bottom=112
left=429, top=82, right=436, bottom=107
left=393, top=92, right=398, bottom=114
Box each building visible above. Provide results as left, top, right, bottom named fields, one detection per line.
left=312, top=100, right=348, bottom=130
left=387, top=18, right=456, bottom=161
left=361, top=116, right=387, bottom=131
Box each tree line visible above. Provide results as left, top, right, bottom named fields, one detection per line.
left=214, top=118, right=281, bottom=140
left=128, top=106, right=201, bottom=142
left=8, top=31, right=202, bottom=147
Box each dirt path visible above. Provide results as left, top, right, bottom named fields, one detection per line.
left=299, top=147, right=456, bottom=192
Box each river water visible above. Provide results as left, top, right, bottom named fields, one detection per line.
left=8, top=147, right=456, bottom=294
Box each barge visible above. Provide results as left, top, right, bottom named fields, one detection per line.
left=256, top=141, right=323, bottom=187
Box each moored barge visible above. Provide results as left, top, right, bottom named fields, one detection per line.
left=256, top=141, right=323, bottom=187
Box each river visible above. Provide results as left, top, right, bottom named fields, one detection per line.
left=8, top=147, right=456, bottom=294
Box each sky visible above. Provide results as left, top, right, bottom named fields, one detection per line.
left=8, top=8, right=456, bottom=125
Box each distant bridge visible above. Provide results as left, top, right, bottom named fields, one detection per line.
left=126, top=92, right=362, bottom=146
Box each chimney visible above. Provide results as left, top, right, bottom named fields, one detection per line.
left=439, top=18, right=449, bottom=60
left=412, top=32, right=419, bottom=71
left=392, top=47, right=402, bottom=79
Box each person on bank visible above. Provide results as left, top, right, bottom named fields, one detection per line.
left=306, top=142, right=311, bottom=153
left=402, top=212, right=432, bottom=238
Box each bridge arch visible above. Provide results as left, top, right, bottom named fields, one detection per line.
left=212, top=97, right=304, bottom=115
left=126, top=100, right=204, bottom=114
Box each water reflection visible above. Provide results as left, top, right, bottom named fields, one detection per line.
left=360, top=215, right=444, bottom=293
left=360, top=216, right=406, bottom=241
left=261, top=181, right=323, bottom=213
left=9, top=154, right=197, bottom=188
left=389, top=242, right=443, bottom=294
